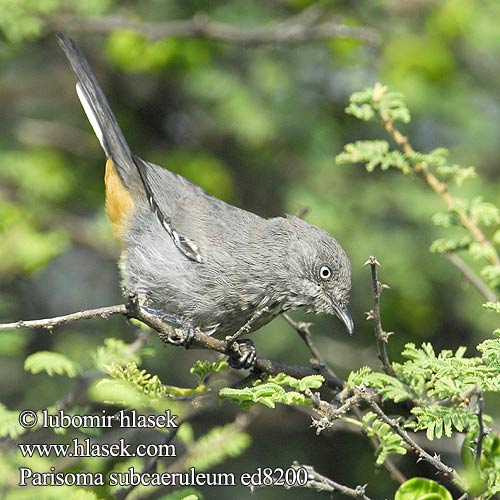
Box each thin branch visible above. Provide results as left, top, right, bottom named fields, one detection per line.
left=45, top=11, right=380, bottom=45
left=291, top=463, right=372, bottom=499
left=0, top=303, right=344, bottom=390
left=475, top=389, right=486, bottom=463
left=364, top=256, right=396, bottom=376
left=282, top=313, right=345, bottom=389
left=138, top=410, right=259, bottom=500
left=0, top=304, right=126, bottom=331
left=115, top=421, right=182, bottom=500
left=377, top=99, right=500, bottom=268
left=445, top=252, right=497, bottom=302
left=309, top=387, right=407, bottom=485
left=283, top=313, right=321, bottom=361
left=351, top=406, right=407, bottom=485
left=360, top=386, right=466, bottom=490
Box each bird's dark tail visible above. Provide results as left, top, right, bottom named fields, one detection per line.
left=57, top=33, right=135, bottom=188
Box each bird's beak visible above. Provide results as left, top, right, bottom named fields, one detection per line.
left=329, top=298, right=354, bottom=335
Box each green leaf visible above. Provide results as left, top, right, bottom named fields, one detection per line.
left=190, top=359, right=229, bottom=385
left=0, top=404, right=25, bottom=439
left=266, top=373, right=324, bottom=391
left=411, top=407, right=476, bottom=440
left=436, top=164, right=477, bottom=186
left=184, top=424, right=251, bottom=471
left=336, top=140, right=410, bottom=173
left=24, top=351, right=79, bottom=377
left=106, top=362, right=167, bottom=398
left=481, top=266, right=500, bottom=289
left=362, top=412, right=406, bottom=464
left=395, top=478, right=453, bottom=500
left=483, top=302, right=500, bottom=314
left=348, top=367, right=411, bottom=403
left=469, top=197, right=500, bottom=227
left=345, top=83, right=411, bottom=124
left=93, top=338, right=141, bottom=369
left=429, top=236, right=472, bottom=254
left=431, top=212, right=460, bottom=228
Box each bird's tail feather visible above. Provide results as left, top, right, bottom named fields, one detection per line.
left=57, top=32, right=135, bottom=187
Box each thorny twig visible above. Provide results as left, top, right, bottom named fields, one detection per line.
left=282, top=313, right=345, bottom=389
left=475, top=389, right=487, bottom=463
left=359, top=386, right=466, bottom=490
left=364, top=256, right=396, bottom=376
left=291, top=462, right=372, bottom=499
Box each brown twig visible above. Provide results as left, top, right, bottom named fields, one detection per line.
left=359, top=386, right=465, bottom=490
left=309, top=388, right=407, bottom=485
left=445, top=252, right=497, bottom=302
left=0, top=303, right=344, bottom=390
left=291, top=462, right=372, bottom=499
left=376, top=95, right=500, bottom=269
left=282, top=314, right=320, bottom=360
left=475, top=389, right=486, bottom=463
left=351, top=405, right=407, bottom=485
left=364, top=256, right=395, bottom=376
left=282, top=313, right=346, bottom=389
left=0, top=304, right=127, bottom=331
left=45, top=11, right=380, bottom=45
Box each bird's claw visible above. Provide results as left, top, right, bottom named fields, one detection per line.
left=227, top=339, right=257, bottom=369
left=141, top=305, right=195, bottom=347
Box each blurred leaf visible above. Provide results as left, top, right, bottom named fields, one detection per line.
left=107, top=31, right=210, bottom=73
left=24, top=351, right=79, bottom=377
left=0, top=403, right=24, bottom=439
left=184, top=424, right=251, bottom=471
left=164, top=151, right=235, bottom=202
left=185, top=67, right=276, bottom=147
left=395, top=477, right=453, bottom=500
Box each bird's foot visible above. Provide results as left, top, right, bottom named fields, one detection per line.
left=140, top=305, right=196, bottom=347
left=225, top=306, right=270, bottom=344
left=227, top=339, right=257, bottom=370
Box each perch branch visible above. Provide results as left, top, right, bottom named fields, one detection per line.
left=0, top=303, right=344, bottom=390
left=0, top=304, right=127, bottom=331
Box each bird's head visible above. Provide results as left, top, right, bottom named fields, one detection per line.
left=280, top=217, right=353, bottom=335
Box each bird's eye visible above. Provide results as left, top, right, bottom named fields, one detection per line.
left=319, top=265, right=332, bottom=280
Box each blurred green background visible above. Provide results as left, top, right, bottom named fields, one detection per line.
left=1, top=0, right=500, bottom=498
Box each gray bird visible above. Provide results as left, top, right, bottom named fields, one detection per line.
left=57, top=34, right=353, bottom=362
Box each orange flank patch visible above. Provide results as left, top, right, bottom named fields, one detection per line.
left=104, top=159, right=135, bottom=242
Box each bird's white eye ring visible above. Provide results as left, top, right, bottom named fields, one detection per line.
left=319, top=265, right=332, bottom=280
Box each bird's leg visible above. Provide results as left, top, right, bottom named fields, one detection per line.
left=141, top=306, right=196, bottom=347
left=224, top=306, right=270, bottom=369
left=225, top=306, right=270, bottom=344
left=126, top=294, right=196, bottom=347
